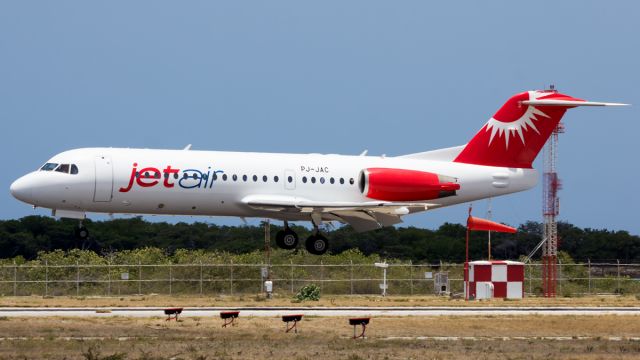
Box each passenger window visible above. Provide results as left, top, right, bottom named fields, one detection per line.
left=262, top=175, right=267, bottom=182
left=287, top=176, right=293, bottom=183
left=320, top=177, right=325, bottom=184
left=70, top=164, right=79, bottom=175
left=340, top=178, right=345, bottom=184
left=330, top=177, right=335, bottom=184
left=302, top=176, right=307, bottom=183
left=349, top=178, right=355, bottom=185
left=213, top=173, right=218, bottom=181
left=253, top=175, right=258, bottom=182
left=232, top=174, right=238, bottom=181
left=243, top=175, right=248, bottom=182
left=56, top=164, right=70, bottom=173
left=222, top=174, right=228, bottom=181
left=40, top=163, right=58, bottom=171
left=274, top=176, right=279, bottom=183
left=311, top=177, right=316, bottom=184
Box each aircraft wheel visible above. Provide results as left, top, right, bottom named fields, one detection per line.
left=75, top=226, right=89, bottom=240
left=305, top=234, right=328, bottom=255
left=276, top=229, right=299, bottom=250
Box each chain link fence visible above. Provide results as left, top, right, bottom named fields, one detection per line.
left=1, top=261, right=639, bottom=297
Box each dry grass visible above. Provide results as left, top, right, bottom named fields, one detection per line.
left=1, top=294, right=639, bottom=308
left=0, top=315, right=639, bottom=359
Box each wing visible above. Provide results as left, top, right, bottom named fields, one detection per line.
left=241, top=195, right=434, bottom=232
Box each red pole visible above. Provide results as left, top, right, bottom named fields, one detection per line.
left=465, top=205, right=471, bottom=301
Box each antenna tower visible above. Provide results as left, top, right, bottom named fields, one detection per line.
left=542, top=120, right=563, bottom=297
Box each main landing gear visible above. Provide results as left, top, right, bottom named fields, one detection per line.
left=275, top=221, right=299, bottom=250
left=305, top=231, right=328, bottom=255
left=275, top=221, right=329, bottom=255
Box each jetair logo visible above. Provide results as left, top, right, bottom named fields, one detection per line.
left=119, top=163, right=224, bottom=192
left=485, top=91, right=550, bottom=149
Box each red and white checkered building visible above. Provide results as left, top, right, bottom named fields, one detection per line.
left=465, top=260, right=524, bottom=300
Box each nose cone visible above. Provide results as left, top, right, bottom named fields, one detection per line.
left=10, top=175, right=34, bottom=204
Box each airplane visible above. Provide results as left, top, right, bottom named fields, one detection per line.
left=10, top=89, right=627, bottom=255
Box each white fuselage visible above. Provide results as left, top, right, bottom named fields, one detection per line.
left=10, top=147, right=537, bottom=223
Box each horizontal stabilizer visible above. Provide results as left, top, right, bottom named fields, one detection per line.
left=522, top=99, right=629, bottom=107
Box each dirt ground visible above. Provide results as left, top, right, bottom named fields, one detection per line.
left=0, top=315, right=639, bottom=359
left=1, top=294, right=639, bottom=308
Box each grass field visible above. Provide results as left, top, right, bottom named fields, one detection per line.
left=1, top=294, right=639, bottom=308
left=1, top=295, right=639, bottom=359
left=0, top=315, right=639, bottom=359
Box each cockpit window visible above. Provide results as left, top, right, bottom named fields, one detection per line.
left=56, top=164, right=70, bottom=173
left=40, top=163, right=79, bottom=174
left=40, top=163, right=58, bottom=171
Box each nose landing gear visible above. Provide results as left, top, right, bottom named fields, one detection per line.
left=74, top=222, right=89, bottom=240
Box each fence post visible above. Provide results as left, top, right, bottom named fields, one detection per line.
left=320, top=260, right=324, bottom=292
left=13, top=260, right=17, bottom=297
left=169, top=263, right=172, bottom=296
left=45, top=259, right=48, bottom=297
left=290, top=260, right=294, bottom=294
left=409, top=261, right=414, bottom=296
left=588, top=258, right=591, bottom=294
left=350, top=260, right=354, bottom=295
left=230, top=260, right=234, bottom=296
left=76, top=260, right=80, bottom=296
left=200, top=261, right=203, bottom=295
left=558, top=258, right=562, bottom=296
left=107, top=260, right=111, bottom=296
left=528, top=263, right=532, bottom=296
left=138, top=260, right=142, bottom=295
left=617, top=259, right=621, bottom=294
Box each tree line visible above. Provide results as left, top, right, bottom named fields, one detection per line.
left=0, top=216, right=638, bottom=262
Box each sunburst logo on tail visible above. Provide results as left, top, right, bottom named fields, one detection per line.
left=485, top=91, right=551, bottom=149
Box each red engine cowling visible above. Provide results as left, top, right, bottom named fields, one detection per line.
left=358, top=168, right=460, bottom=201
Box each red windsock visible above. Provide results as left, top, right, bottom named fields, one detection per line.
left=467, top=216, right=517, bottom=233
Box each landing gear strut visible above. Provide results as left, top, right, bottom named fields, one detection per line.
left=275, top=221, right=299, bottom=250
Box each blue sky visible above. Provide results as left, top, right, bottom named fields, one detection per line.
left=1, top=1, right=638, bottom=233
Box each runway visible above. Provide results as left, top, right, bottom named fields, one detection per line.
left=1, top=306, right=639, bottom=317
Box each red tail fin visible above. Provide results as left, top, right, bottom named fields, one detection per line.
left=455, top=90, right=585, bottom=168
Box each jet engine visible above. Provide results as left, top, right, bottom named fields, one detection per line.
left=358, top=168, right=460, bottom=201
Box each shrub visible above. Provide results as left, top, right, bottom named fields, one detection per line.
left=295, top=284, right=320, bottom=301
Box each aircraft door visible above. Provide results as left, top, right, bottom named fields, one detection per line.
left=284, top=169, right=296, bottom=190
left=93, top=156, right=113, bottom=202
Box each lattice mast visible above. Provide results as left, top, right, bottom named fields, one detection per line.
left=542, top=121, right=563, bottom=297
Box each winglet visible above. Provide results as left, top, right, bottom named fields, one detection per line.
left=183, top=144, right=192, bottom=150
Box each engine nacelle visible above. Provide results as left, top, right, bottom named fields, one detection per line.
left=358, top=168, right=460, bottom=201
